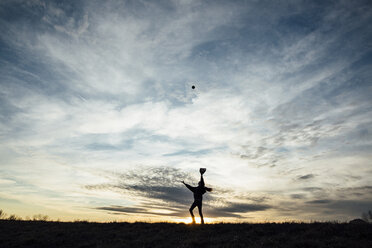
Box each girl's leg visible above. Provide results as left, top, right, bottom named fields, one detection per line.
left=189, top=201, right=197, bottom=224
left=198, top=203, right=204, bottom=224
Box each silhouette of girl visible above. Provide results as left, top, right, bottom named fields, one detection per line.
left=182, top=168, right=212, bottom=224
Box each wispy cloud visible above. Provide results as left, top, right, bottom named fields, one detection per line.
left=87, top=166, right=273, bottom=219
left=297, top=174, right=315, bottom=180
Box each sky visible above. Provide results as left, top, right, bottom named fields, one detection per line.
left=0, top=0, right=371, bottom=223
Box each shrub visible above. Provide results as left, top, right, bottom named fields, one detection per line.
left=32, top=214, right=49, bottom=221
left=0, top=209, right=7, bottom=219
left=8, top=214, right=22, bottom=221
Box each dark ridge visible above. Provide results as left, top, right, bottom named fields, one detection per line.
left=1, top=220, right=372, bottom=248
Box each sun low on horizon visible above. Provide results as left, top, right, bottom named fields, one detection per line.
left=0, top=0, right=371, bottom=224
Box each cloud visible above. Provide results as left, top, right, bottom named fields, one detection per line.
left=201, top=202, right=273, bottom=218
left=276, top=184, right=372, bottom=220
left=307, top=199, right=331, bottom=204
left=298, top=174, right=315, bottom=180
left=96, top=205, right=180, bottom=216
left=163, top=148, right=216, bottom=157
left=290, top=194, right=306, bottom=199
left=334, top=186, right=372, bottom=199
left=85, top=167, right=197, bottom=206
left=307, top=199, right=372, bottom=217
left=95, top=201, right=272, bottom=218
left=301, top=187, right=323, bottom=192
left=217, top=203, right=271, bottom=213
left=85, top=143, right=121, bottom=151
left=86, top=166, right=274, bottom=218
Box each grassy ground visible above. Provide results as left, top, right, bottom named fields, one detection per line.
left=0, top=220, right=371, bottom=248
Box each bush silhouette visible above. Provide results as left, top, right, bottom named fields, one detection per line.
left=32, top=214, right=49, bottom=221
left=0, top=210, right=6, bottom=219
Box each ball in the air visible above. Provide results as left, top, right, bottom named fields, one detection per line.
left=192, top=85, right=195, bottom=89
